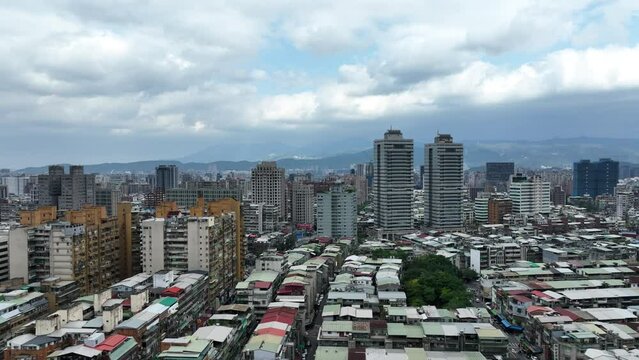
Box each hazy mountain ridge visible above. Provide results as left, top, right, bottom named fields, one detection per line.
left=15, top=137, right=639, bottom=174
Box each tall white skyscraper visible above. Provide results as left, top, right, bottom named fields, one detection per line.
left=316, top=185, right=357, bottom=238
left=373, top=129, right=414, bottom=235
left=424, top=133, right=464, bottom=231
left=509, top=174, right=551, bottom=216
left=251, top=161, right=286, bottom=220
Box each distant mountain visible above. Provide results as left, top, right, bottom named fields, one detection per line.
left=15, top=137, right=639, bottom=174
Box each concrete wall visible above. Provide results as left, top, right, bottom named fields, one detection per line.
left=8, top=228, right=29, bottom=282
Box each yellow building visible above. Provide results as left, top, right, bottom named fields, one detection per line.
left=208, top=198, right=245, bottom=281
left=19, top=206, right=57, bottom=226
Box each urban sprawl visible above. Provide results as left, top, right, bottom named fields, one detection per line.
left=2, top=129, right=639, bottom=360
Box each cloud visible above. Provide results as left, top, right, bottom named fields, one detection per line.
left=1, top=0, right=639, bottom=167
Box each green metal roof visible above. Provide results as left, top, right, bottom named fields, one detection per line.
left=243, top=334, right=282, bottom=354
left=421, top=323, right=444, bottom=336
left=322, top=321, right=353, bottom=333
left=315, top=346, right=348, bottom=360
left=387, top=323, right=406, bottom=336
left=159, top=297, right=178, bottom=307
left=109, top=338, right=137, bottom=360
left=406, top=325, right=424, bottom=338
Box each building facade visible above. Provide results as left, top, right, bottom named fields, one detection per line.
left=251, top=162, right=286, bottom=221
left=38, top=165, right=96, bottom=211
left=373, top=129, right=414, bottom=236
left=509, top=174, right=551, bottom=216
left=573, top=158, right=619, bottom=197
left=155, top=165, right=179, bottom=192
left=291, top=182, right=314, bottom=226
left=424, top=134, right=464, bottom=231
left=316, top=185, right=357, bottom=238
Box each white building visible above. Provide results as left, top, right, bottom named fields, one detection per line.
left=424, top=133, right=464, bottom=231
left=316, top=185, right=357, bottom=238
left=373, top=129, right=414, bottom=236
left=243, top=203, right=278, bottom=234
left=509, top=174, right=551, bottom=216
left=474, top=193, right=490, bottom=224
left=291, top=182, right=314, bottom=226
left=251, top=162, right=286, bottom=221
left=616, top=191, right=634, bottom=220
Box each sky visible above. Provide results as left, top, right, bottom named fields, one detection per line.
left=1, top=0, right=639, bottom=168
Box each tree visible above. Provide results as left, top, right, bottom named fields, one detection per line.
left=401, top=254, right=471, bottom=309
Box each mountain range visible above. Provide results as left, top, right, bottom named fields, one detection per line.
left=15, top=137, right=639, bottom=174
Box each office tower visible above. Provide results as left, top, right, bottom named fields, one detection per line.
left=373, top=129, right=414, bottom=235
left=156, top=164, right=179, bottom=191
left=291, top=182, right=314, bottom=226
left=485, top=162, right=515, bottom=192
left=251, top=161, right=286, bottom=220
left=0, top=185, right=7, bottom=199
left=316, top=185, right=357, bottom=238
left=488, top=196, right=512, bottom=224
left=37, top=165, right=96, bottom=210
left=96, top=188, right=122, bottom=216
left=573, top=158, right=619, bottom=197
left=509, top=174, right=551, bottom=216
left=551, top=185, right=567, bottom=206
left=141, top=213, right=237, bottom=306
left=424, top=134, right=464, bottom=231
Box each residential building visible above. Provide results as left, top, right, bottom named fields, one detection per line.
left=235, top=270, right=282, bottom=319
left=95, top=188, right=122, bottom=216
left=141, top=214, right=237, bottom=307
left=156, top=165, right=179, bottom=191
left=488, top=196, right=512, bottom=224
left=316, top=185, right=357, bottom=238
left=0, top=224, right=9, bottom=282
left=373, top=129, right=414, bottom=236
left=251, top=161, right=286, bottom=221
left=38, top=165, right=96, bottom=211
left=242, top=304, right=301, bottom=360
left=165, top=185, right=243, bottom=208
left=509, top=174, right=551, bottom=216
left=573, top=158, right=619, bottom=197
left=551, top=185, right=567, bottom=206
left=424, top=134, right=464, bottom=231
left=244, top=203, right=278, bottom=234
left=291, top=182, right=314, bottom=226
left=207, top=198, right=246, bottom=282
left=0, top=290, right=49, bottom=344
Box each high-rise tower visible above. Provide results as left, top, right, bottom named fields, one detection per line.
left=373, top=129, right=414, bottom=235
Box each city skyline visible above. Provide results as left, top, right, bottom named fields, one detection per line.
left=1, top=1, right=639, bottom=167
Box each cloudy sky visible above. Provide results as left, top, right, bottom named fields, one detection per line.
left=1, top=1, right=639, bottom=168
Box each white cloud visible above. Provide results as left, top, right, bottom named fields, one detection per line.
left=1, top=0, right=639, bottom=148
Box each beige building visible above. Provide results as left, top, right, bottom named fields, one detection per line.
left=251, top=161, right=286, bottom=220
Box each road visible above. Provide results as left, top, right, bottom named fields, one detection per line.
left=304, top=291, right=327, bottom=359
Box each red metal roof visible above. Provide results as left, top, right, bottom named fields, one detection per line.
left=553, top=308, right=582, bottom=321
left=261, top=307, right=297, bottom=326
left=527, top=306, right=553, bottom=315
left=510, top=295, right=533, bottom=304
left=255, top=328, right=287, bottom=337
left=531, top=290, right=554, bottom=300
left=161, top=286, right=184, bottom=297
left=254, top=281, right=273, bottom=290
left=94, top=334, right=127, bottom=351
